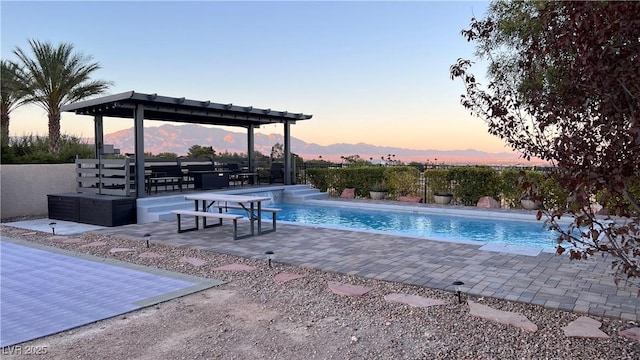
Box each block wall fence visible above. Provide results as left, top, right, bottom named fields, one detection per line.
left=1, top=164, right=76, bottom=219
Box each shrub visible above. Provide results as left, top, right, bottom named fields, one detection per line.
left=424, top=169, right=453, bottom=200
left=385, top=166, right=420, bottom=198
left=1, top=134, right=93, bottom=164
left=449, top=166, right=501, bottom=206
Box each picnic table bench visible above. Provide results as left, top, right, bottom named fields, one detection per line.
left=215, top=204, right=282, bottom=234
left=171, top=209, right=244, bottom=239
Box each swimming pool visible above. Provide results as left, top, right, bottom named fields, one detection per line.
left=236, top=201, right=558, bottom=251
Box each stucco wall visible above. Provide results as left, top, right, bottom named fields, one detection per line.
left=1, top=164, right=77, bottom=219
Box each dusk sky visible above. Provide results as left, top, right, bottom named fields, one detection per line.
left=1, top=1, right=511, bottom=154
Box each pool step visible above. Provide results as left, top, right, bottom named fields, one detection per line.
left=282, top=185, right=329, bottom=202
left=137, top=195, right=192, bottom=224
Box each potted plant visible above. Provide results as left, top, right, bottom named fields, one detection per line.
left=430, top=171, right=453, bottom=205
left=434, top=192, right=453, bottom=205
left=520, top=191, right=543, bottom=210
left=369, top=180, right=388, bottom=200
left=519, top=175, right=543, bottom=210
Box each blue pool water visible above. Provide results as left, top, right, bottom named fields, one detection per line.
left=249, top=203, right=557, bottom=250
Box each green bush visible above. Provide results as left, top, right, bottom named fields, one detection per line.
left=385, top=166, right=420, bottom=199
left=500, top=168, right=546, bottom=208
left=501, top=168, right=566, bottom=210
left=499, top=168, right=522, bottom=208
left=449, top=166, right=501, bottom=206
left=424, top=169, right=453, bottom=201
left=539, top=171, right=568, bottom=211
left=305, top=167, right=379, bottom=197
left=307, top=166, right=433, bottom=199
left=1, top=134, right=93, bottom=164
left=305, top=168, right=332, bottom=192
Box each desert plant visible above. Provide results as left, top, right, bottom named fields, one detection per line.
left=1, top=59, right=29, bottom=144
left=13, top=39, right=112, bottom=154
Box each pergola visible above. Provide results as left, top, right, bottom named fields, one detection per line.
left=61, top=91, right=313, bottom=197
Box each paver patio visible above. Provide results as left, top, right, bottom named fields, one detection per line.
left=92, top=217, right=640, bottom=322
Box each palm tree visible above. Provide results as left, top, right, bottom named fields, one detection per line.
left=0, top=59, right=29, bottom=144
left=13, top=39, right=112, bottom=154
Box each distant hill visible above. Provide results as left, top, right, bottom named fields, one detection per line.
left=102, top=124, right=541, bottom=165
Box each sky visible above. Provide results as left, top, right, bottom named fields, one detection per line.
left=1, top=0, right=510, bottom=154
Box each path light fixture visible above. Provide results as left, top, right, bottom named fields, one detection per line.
left=452, top=280, right=465, bottom=304
left=144, top=233, right=151, bottom=248
left=49, top=222, right=57, bottom=235
left=265, top=251, right=275, bottom=268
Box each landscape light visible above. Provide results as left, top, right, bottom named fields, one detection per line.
left=265, top=251, right=275, bottom=268
left=451, top=280, right=465, bottom=304
left=49, top=222, right=57, bottom=235
left=143, top=233, right=151, bottom=248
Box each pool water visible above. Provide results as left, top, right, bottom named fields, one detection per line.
left=247, top=203, right=557, bottom=250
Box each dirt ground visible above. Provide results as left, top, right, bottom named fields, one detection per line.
left=20, top=287, right=356, bottom=360
left=3, top=226, right=639, bottom=360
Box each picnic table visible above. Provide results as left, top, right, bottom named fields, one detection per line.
left=172, top=193, right=274, bottom=239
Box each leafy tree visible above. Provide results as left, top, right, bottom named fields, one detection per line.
left=217, top=150, right=245, bottom=165
left=155, top=152, right=178, bottom=159
left=13, top=39, right=112, bottom=154
left=254, top=150, right=268, bottom=159
left=340, top=154, right=369, bottom=167
left=304, top=159, right=334, bottom=169
left=187, top=145, right=215, bottom=158
left=270, top=142, right=284, bottom=160
left=450, top=1, right=640, bottom=289
left=407, top=161, right=425, bottom=172
left=0, top=60, right=29, bottom=144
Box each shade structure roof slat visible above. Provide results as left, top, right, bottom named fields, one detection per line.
left=61, top=91, right=313, bottom=127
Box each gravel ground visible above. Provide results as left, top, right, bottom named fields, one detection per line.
left=2, top=224, right=639, bottom=360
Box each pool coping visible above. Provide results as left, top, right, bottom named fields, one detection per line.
left=304, top=198, right=566, bottom=222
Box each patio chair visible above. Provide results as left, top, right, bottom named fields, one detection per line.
left=269, top=163, right=284, bottom=184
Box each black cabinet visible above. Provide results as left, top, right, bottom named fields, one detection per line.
left=191, top=171, right=230, bottom=190
left=48, top=193, right=136, bottom=227
left=47, top=194, right=79, bottom=222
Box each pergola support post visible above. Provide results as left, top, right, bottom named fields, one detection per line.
left=247, top=125, right=255, bottom=173
left=284, top=121, right=292, bottom=185
left=134, top=105, right=146, bottom=198
left=94, top=115, right=104, bottom=158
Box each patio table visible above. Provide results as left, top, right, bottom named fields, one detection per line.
left=183, top=193, right=271, bottom=237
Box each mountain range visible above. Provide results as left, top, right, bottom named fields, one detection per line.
left=102, top=124, right=539, bottom=165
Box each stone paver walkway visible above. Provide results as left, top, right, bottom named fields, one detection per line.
left=469, top=300, right=538, bottom=332
left=93, top=217, right=640, bottom=322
